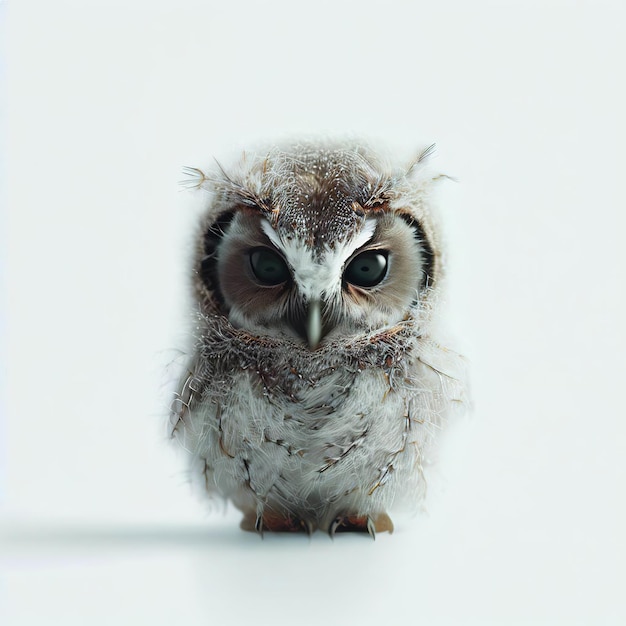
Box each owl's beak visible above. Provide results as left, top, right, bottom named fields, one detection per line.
left=306, top=299, right=322, bottom=350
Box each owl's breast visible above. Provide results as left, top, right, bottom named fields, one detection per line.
left=183, top=356, right=420, bottom=515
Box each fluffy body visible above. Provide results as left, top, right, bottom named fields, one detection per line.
left=171, top=141, right=466, bottom=534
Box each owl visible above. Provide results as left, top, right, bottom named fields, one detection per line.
left=170, top=141, right=466, bottom=537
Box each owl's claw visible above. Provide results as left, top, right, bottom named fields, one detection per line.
left=366, top=516, right=376, bottom=540
left=328, top=517, right=341, bottom=538
left=328, top=513, right=393, bottom=538
left=254, top=514, right=264, bottom=536
left=328, top=515, right=375, bottom=539
left=301, top=519, right=315, bottom=536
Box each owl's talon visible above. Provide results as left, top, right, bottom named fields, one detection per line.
left=328, top=513, right=392, bottom=537
left=328, top=514, right=369, bottom=536
left=254, top=514, right=264, bottom=535
left=366, top=516, right=376, bottom=540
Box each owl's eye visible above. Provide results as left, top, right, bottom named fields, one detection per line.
left=249, top=248, right=290, bottom=285
left=344, top=250, right=389, bottom=288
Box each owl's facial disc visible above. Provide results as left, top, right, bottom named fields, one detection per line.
left=256, top=217, right=376, bottom=347
left=253, top=217, right=393, bottom=349
left=215, top=211, right=425, bottom=349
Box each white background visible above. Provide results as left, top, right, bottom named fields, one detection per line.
left=3, top=0, right=626, bottom=624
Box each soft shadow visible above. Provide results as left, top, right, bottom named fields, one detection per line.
left=2, top=522, right=247, bottom=549
left=0, top=521, right=332, bottom=553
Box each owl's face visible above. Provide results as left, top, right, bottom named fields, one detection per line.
left=193, top=143, right=440, bottom=349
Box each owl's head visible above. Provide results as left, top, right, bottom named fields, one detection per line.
left=188, top=142, right=445, bottom=349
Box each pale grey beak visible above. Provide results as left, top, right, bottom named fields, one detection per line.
left=306, top=299, right=322, bottom=350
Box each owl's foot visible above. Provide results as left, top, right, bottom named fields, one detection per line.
left=240, top=510, right=314, bottom=535
left=329, top=512, right=394, bottom=539
left=240, top=510, right=394, bottom=537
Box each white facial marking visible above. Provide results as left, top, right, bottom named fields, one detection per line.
left=261, top=218, right=377, bottom=300
left=260, top=219, right=283, bottom=250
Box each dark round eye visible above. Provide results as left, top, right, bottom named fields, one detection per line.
left=344, top=250, right=388, bottom=288
left=249, top=248, right=290, bottom=285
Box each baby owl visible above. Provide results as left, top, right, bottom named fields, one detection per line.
left=170, top=141, right=466, bottom=536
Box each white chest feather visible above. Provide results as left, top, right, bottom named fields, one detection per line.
left=177, top=342, right=455, bottom=526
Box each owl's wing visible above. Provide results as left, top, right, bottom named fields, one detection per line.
left=168, top=354, right=202, bottom=440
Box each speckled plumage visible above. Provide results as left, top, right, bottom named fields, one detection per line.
left=170, top=141, right=467, bottom=535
